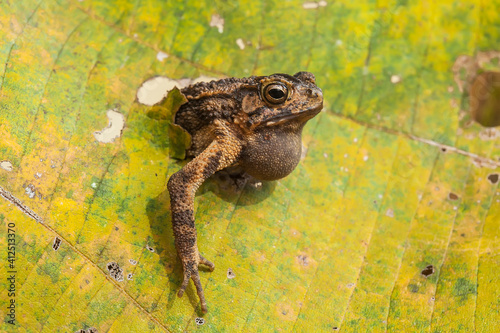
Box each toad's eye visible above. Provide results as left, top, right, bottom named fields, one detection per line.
left=263, top=83, right=288, bottom=104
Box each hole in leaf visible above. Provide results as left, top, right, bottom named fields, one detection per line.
left=421, top=265, right=435, bottom=277
left=469, top=71, right=500, bottom=127
left=107, top=262, right=124, bottom=282
left=488, top=173, right=499, bottom=184
left=227, top=268, right=236, bottom=279
left=52, top=237, right=62, bottom=251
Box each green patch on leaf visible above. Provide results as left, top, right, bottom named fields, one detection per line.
left=147, top=87, right=190, bottom=160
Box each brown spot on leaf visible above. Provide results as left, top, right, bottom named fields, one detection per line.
left=488, top=173, right=499, bottom=184
left=421, top=265, right=435, bottom=277
left=294, top=251, right=317, bottom=270
left=448, top=192, right=459, bottom=200
left=276, top=303, right=295, bottom=321
left=296, top=255, right=309, bottom=266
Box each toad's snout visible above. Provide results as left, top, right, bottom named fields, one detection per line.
left=307, top=87, right=323, bottom=99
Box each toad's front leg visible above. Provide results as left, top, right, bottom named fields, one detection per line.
left=167, top=121, right=241, bottom=313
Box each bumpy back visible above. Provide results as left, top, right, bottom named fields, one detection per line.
left=176, top=76, right=260, bottom=134
left=180, top=76, right=259, bottom=100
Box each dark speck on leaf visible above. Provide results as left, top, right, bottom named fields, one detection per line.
left=76, top=328, right=97, bottom=333
left=408, top=283, right=419, bottom=293
left=297, top=255, right=309, bottom=266
left=448, top=192, right=459, bottom=200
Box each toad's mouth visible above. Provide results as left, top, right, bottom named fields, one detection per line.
left=263, top=104, right=323, bottom=126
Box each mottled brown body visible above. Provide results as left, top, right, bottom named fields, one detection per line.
left=167, top=72, right=323, bottom=313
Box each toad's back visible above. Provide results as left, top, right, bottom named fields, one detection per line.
left=175, top=76, right=261, bottom=135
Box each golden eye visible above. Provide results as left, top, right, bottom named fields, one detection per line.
left=263, top=83, right=288, bottom=104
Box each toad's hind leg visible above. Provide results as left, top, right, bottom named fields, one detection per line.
left=167, top=121, right=241, bottom=313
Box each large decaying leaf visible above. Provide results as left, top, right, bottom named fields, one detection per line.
left=1, top=0, right=499, bottom=332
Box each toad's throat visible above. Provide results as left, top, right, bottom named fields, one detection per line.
left=263, top=105, right=323, bottom=126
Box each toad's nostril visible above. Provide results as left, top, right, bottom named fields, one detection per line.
left=307, top=88, right=317, bottom=97
left=307, top=88, right=322, bottom=98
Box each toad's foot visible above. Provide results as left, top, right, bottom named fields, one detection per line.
left=178, top=255, right=215, bottom=313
